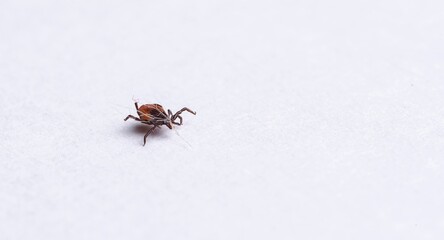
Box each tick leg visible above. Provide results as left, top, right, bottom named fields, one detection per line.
left=172, top=115, right=183, bottom=125
left=143, top=126, right=157, bottom=146
left=124, top=115, right=141, bottom=121
left=175, top=107, right=196, bottom=116
left=172, top=107, right=196, bottom=122
left=134, top=102, right=139, bottom=110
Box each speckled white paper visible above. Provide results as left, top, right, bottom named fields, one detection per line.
left=1, top=0, right=444, bottom=239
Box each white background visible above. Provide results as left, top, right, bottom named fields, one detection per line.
left=1, top=0, right=443, bottom=239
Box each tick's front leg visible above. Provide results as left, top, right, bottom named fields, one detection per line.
left=143, top=126, right=158, bottom=146
left=172, top=107, right=196, bottom=122
left=172, top=115, right=183, bottom=125
left=175, top=107, right=196, bottom=116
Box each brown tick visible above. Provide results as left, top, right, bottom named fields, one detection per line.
left=124, top=102, right=196, bottom=146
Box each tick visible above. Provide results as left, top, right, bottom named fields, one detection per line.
left=124, top=102, right=196, bottom=146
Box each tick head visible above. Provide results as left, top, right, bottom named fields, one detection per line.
left=164, top=119, right=173, bottom=129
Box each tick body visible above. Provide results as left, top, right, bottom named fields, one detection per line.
left=124, top=102, right=196, bottom=146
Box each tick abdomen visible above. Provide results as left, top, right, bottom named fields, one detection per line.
left=137, top=104, right=167, bottom=121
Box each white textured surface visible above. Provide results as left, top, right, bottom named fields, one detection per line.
left=1, top=0, right=444, bottom=239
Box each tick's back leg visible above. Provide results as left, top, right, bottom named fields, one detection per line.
left=124, top=115, right=141, bottom=121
